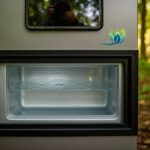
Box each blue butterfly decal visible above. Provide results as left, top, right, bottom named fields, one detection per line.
left=103, top=29, right=126, bottom=45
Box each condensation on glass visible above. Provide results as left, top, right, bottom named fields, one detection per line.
left=5, top=63, right=123, bottom=124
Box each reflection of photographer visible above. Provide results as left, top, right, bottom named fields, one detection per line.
left=47, top=0, right=84, bottom=26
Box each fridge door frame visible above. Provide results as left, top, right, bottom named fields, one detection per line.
left=0, top=50, right=138, bottom=136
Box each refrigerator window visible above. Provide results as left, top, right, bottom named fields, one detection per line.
left=25, top=0, right=103, bottom=30
left=6, top=63, right=122, bottom=124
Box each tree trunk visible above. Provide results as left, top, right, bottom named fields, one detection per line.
left=141, top=0, right=147, bottom=59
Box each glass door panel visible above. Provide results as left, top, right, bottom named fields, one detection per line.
left=6, top=63, right=122, bottom=123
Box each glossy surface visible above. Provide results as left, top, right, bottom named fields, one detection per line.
left=5, top=63, right=122, bottom=123
left=0, top=0, right=137, bottom=50
left=26, top=0, right=102, bottom=30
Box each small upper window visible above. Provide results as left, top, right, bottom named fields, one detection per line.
left=25, top=0, right=103, bottom=30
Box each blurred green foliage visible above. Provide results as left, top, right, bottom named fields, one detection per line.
left=138, top=0, right=150, bottom=101
left=139, top=59, right=150, bottom=80
left=138, top=0, right=150, bottom=29
left=138, top=0, right=150, bottom=56
left=139, top=59, right=150, bottom=100
left=142, top=85, right=150, bottom=93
